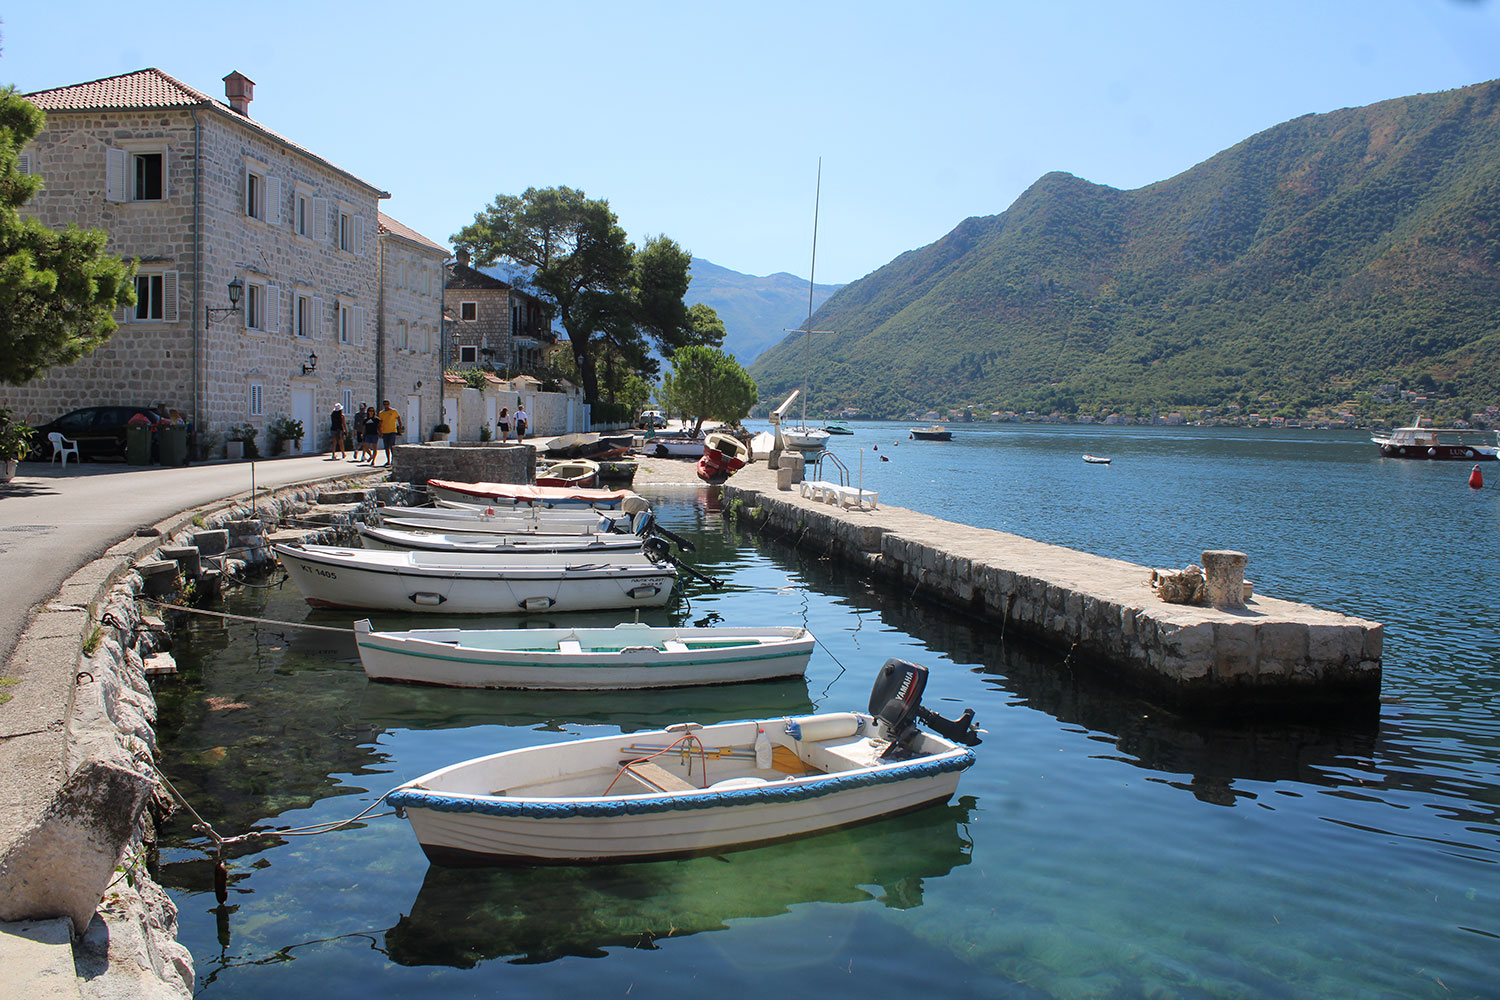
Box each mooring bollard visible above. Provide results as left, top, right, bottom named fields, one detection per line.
left=1201, top=549, right=1248, bottom=608
left=777, top=451, right=805, bottom=491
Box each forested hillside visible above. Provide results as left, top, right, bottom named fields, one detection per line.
left=750, top=79, right=1500, bottom=420
left=686, top=258, right=840, bottom=365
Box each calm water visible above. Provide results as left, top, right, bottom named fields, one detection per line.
left=154, top=423, right=1500, bottom=999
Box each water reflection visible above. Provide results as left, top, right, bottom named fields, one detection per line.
left=384, top=798, right=974, bottom=967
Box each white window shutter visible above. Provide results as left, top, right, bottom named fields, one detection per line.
left=354, top=305, right=364, bottom=345
left=163, top=271, right=179, bottom=323
left=355, top=215, right=365, bottom=254
left=18, top=151, right=32, bottom=175
left=312, top=296, right=323, bottom=335
left=313, top=197, right=328, bottom=240
left=267, top=286, right=281, bottom=334
left=105, top=147, right=127, bottom=202
left=267, top=177, right=281, bottom=224
left=160, top=148, right=169, bottom=201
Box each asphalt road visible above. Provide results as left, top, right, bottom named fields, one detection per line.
left=0, top=453, right=370, bottom=670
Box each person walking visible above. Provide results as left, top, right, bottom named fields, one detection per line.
left=329, top=403, right=346, bottom=460
left=514, top=405, right=529, bottom=441
left=498, top=407, right=510, bottom=443
left=377, top=399, right=403, bottom=467
left=359, top=405, right=379, bottom=464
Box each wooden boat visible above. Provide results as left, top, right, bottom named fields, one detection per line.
left=544, top=432, right=634, bottom=461
left=696, top=432, right=751, bottom=483
left=537, top=458, right=600, bottom=489
left=274, top=542, right=676, bottom=614
left=909, top=426, right=952, bottom=441
left=428, top=479, right=639, bottom=508
left=358, top=524, right=644, bottom=555
left=354, top=619, right=815, bottom=690
left=1083, top=454, right=1111, bottom=465
left=378, top=504, right=638, bottom=536
left=1370, top=421, right=1498, bottom=461
left=387, top=658, right=979, bottom=865
left=639, top=433, right=704, bottom=458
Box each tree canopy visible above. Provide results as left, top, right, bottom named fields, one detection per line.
left=452, top=186, right=722, bottom=406
left=659, top=345, right=758, bottom=435
left=0, top=86, right=135, bottom=385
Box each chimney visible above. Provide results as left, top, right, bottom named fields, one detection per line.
left=456, top=248, right=472, bottom=268
left=223, top=71, right=255, bottom=116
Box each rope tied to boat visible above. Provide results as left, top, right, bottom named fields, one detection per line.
left=140, top=598, right=356, bottom=633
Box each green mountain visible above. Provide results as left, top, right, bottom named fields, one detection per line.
left=749, top=79, right=1500, bottom=421
left=687, top=258, right=841, bottom=365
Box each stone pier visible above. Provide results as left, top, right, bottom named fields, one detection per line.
left=724, top=465, right=1381, bottom=711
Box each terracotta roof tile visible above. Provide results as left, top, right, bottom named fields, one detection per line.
left=24, top=68, right=387, bottom=197
left=378, top=212, right=448, bottom=255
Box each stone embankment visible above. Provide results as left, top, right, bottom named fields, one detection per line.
left=724, top=463, right=1381, bottom=711
left=0, top=477, right=413, bottom=1000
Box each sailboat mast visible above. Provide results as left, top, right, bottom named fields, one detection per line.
left=803, top=158, right=821, bottom=429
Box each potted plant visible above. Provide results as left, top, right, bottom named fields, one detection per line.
left=225, top=422, right=259, bottom=460
left=267, top=415, right=305, bottom=455
left=0, top=409, right=35, bottom=481
left=430, top=423, right=451, bottom=443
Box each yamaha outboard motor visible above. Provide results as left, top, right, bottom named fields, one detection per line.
left=868, top=658, right=981, bottom=759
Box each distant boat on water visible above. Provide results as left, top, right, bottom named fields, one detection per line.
left=1083, top=454, right=1111, bottom=465
left=909, top=426, right=952, bottom=441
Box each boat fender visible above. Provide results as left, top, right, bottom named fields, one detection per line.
left=1429, top=448, right=1438, bottom=456
left=1470, top=465, right=1484, bottom=489
left=785, top=713, right=865, bottom=743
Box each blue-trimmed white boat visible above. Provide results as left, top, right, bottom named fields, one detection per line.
left=354, top=619, right=813, bottom=689
left=387, top=660, right=979, bottom=865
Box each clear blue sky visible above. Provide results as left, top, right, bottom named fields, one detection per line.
left=5, top=1, right=1499, bottom=285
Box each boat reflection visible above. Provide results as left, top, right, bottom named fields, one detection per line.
left=384, top=796, right=975, bottom=967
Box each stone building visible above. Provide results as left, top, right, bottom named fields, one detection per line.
left=4, top=67, right=446, bottom=455
left=444, top=248, right=553, bottom=372
left=376, top=213, right=447, bottom=442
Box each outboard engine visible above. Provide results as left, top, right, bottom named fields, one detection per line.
left=868, top=658, right=981, bottom=759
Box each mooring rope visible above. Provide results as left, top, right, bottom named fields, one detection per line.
left=140, top=598, right=355, bottom=634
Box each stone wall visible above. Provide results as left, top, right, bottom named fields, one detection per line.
left=724, top=476, right=1382, bottom=712
left=389, top=442, right=534, bottom=486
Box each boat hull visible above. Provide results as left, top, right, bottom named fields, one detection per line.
left=354, top=621, right=814, bottom=689
left=274, top=544, right=675, bottom=614
left=388, top=718, right=972, bottom=865
left=427, top=479, right=637, bottom=508
left=357, top=524, right=643, bottom=554
left=1373, top=441, right=1496, bottom=461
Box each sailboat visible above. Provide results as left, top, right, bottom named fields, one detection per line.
left=779, top=160, right=832, bottom=454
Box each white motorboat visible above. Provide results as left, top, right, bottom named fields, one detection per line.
left=427, top=479, right=640, bottom=509
left=357, top=523, right=645, bottom=555
left=387, top=659, right=979, bottom=865
left=779, top=425, right=832, bottom=452
left=353, top=619, right=815, bottom=690
left=274, top=543, right=676, bottom=614
left=1370, top=419, right=1498, bottom=461
left=1082, top=454, right=1111, bottom=465
left=639, top=433, right=704, bottom=458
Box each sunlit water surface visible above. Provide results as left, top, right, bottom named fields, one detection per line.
left=155, top=424, right=1500, bottom=998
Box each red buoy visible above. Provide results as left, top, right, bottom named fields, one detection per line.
left=1469, top=465, right=1483, bottom=489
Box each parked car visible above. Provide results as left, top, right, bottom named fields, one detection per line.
left=638, top=409, right=666, bottom=429
left=30, top=406, right=164, bottom=461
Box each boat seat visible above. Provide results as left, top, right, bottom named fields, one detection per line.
left=557, top=639, right=583, bottom=654
left=661, top=640, right=689, bottom=652
left=622, top=761, right=696, bottom=793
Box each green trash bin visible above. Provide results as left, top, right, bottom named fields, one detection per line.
left=125, top=424, right=152, bottom=465
left=159, top=425, right=188, bottom=466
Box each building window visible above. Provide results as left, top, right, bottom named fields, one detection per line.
left=460, top=301, right=477, bottom=322
left=105, top=148, right=167, bottom=202
left=245, top=282, right=279, bottom=333
left=135, top=274, right=163, bottom=320
left=247, top=170, right=264, bottom=220
left=339, top=304, right=351, bottom=344
left=459, top=345, right=477, bottom=364
left=397, top=320, right=408, bottom=350
left=134, top=153, right=163, bottom=201
left=340, top=211, right=353, bottom=251
left=249, top=383, right=264, bottom=417
left=296, top=294, right=314, bottom=338
left=342, top=389, right=353, bottom=413
left=296, top=192, right=311, bottom=237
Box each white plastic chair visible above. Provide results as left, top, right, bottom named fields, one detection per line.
left=48, top=432, right=79, bottom=467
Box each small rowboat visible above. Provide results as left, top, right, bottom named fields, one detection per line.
left=354, top=620, right=814, bottom=689
left=274, top=543, right=676, bottom=614
left=696, top=431, right=750, bottom=483
left=427, top=479, right=639, bottom=509
left=357, top=523, right=645, bottom=555
left=537, top=458, right=600, bottom=488
left=388, top=658, right=979, bottom=865
left=1083, top=454, right=1111, bottom=465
